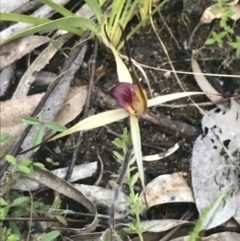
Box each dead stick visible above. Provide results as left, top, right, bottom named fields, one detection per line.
left=65, top=36, right=99, bottom=181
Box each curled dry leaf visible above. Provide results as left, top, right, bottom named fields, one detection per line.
left=0, top=36, right=50, bottom=71
left=12, top=162, right=97, bottom=191
left=200, top=0, right=240, bottom=23
left=192, top=100, right=240, bottom=229
left=74, top=184, right=128, bottom=219
left=31, top=167, right=98, bottom=233
left=141, top=172, right=194, bottom=211
left=137, top=219, right=188, bottom=233
left=171, top=232, right=240, bottom=241
left=191, top=53, right=224, bottom=107
left=142, top=143, right=179, bottom=161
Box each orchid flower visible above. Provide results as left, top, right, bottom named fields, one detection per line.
left=49, top=44, right=202, bottom=188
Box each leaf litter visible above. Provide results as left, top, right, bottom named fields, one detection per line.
left=1, top=0, right=240, bottom=240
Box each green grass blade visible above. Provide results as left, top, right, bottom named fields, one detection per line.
left=85, top=0, right=102, bottom=23
left=39, top=0, right=75, bottom=17
left=0, top=13, right=50, bottom=25
left=121, top=0, right=139, bottom=27
left=118, top=0, right=169, bottom=50
left=109, top=0, right=125, bottom=30
left=0, top=16, right=97, bottom=45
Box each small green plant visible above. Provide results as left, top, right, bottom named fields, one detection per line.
left=110, top=128, right=146, bottom=241
left=205, top=0, right=240, bottom=56
left=0, top=133, right=11, bottom=143
left=22, top=117, right=67, bottom=152
left=5, top=154, right=44, bottom=175
left=0, top=192, right=60, bottom=241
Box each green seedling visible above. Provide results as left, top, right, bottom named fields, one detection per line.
left=22, top=117, right=66, bottom=152
left=0, top=133, right=11, bottom=143
left=109, top=128, right=146, bottom=241
left=0, top=190, right=59, bottom=241
left=5, top=154, right=44, bottom=176
left=205, top=0, right=240, bottom=56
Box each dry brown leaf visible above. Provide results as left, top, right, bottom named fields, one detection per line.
left=192, top=100, right=240, bottom=230
left=54, top=86, right=87, bottom=125
left=201, top=0, right=240, bottom=23
left=171, top=232, right=240, bottom=241
left=141, top=172, right=194, bottom=211
left=12, top=162, right=97, bottom=191
left=191, top=53, right=224, bottom=107
left=0, top=86, right=87, bottom=157
left=1, top=93, right=44, bottom=128
left=1, top=86, right=86, bottom=128
left=0, top=36, right=50, bottom=70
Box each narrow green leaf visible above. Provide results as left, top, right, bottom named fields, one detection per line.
left=218, top=31, right=227, bottom=39
left=33, top=162, right=45, bottom=168
left=32, top=126, right=44, bottom=151
left=0, top=12, right=50, bottom=25
left=0, top=197, right=8, bottom=206
left=118, top=0, right=169, bottom=50
left=130, top=115, right=144, bottom=187
left=17, top=165, right=31, bottom=174
left=205, top=38, right=216, bottom=45
left=0, top=206, right=9, bottom=220
left=85, top=0, right=102, bottom=23
left=113, top=151, right=124, bottom=161
left=109, top=0, right=125, bottom=34
left=0, top=133, right=10, bottom=143
left=42, top=230, right=60, bottom=241
left=12, top=196, right=30, bottom=206
left=9, top=221, right=21, bottom=237
left=39, top=0, right=75, bottom=17
left=45, top=121, right=67, bottom=132
left=130, top=172, right=139, bottom=186
left=50, top=109, right=129, bottom=141
left=6, top=155, right=17, bottom=165
left=1, top=16, right=97, bottom=45
left=148, top=92, right=203, bottom=108
left=22, top=117, right=41, bottom=125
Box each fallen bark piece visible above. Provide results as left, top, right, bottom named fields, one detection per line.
left=141, top=172, right=194, bottom=212
left=74, top=184, right=129, bottom=219
left=0, top=36, right=50, bottom=71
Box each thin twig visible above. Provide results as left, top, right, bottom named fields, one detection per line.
left=65, top=36, right=98, bottom=181
left=109, top=143, right=133, bottom=241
